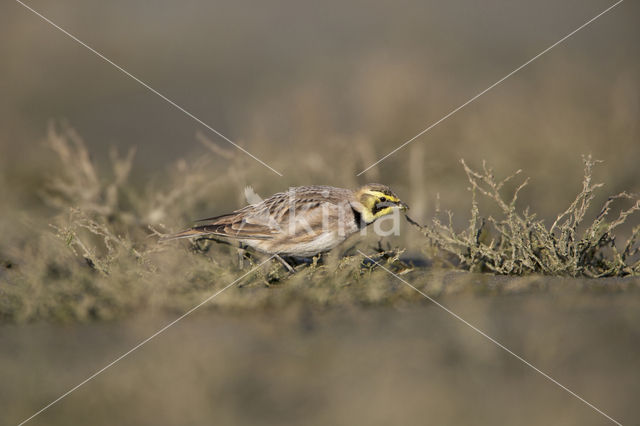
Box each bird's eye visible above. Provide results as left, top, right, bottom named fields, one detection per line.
left=380, top=197, right=387, bottom=202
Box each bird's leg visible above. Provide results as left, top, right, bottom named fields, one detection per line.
left=275, top=254, right=296, bottom=274
left=236, top=242, right=248, bottom=269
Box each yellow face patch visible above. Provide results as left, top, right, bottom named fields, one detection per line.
left=367, top=190, right=400, bottom=203
left=359, top=190, right=402, bottom=223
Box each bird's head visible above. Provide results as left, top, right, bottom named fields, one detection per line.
left=355, top=183, right=408, bottom=224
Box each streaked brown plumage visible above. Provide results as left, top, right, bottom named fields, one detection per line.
left=163, top=184, right=407, bottom=258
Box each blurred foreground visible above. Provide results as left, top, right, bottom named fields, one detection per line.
left=3, top=276, right=639, bottom=425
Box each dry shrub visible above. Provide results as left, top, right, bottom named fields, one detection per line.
left=3, top=125, right=639, bottom=323
left=44, top=123, right=136, bottom=219
left=0, top=125, right=410, bottom=323
left=422, top=157, right=640, bottom=277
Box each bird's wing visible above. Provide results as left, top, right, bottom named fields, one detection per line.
left=163, top=187, right=355, bottom=242
left=271, top=198, right=358, bottom=242
left=161, top=208, right=277, bottom=241
left=191, top=209, right=281, bottom=240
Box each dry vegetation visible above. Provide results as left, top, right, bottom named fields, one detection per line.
left=0, top=125, right=417, bottom=323
left=0, top=125, right=638, bottom=323
left=419, top=158, right=640, bottom=277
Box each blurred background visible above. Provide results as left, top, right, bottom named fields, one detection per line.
left=1, top=0, right=638, bottom=226
left=1, top=1, right=639, bottom=424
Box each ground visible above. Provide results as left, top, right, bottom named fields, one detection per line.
left=3, top=274, right=639, bottom=426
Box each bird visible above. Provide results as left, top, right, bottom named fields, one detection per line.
left=162, top=183, right=408, bottom=271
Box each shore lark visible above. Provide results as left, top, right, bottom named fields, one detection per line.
left=163, top=184, right=408, bottom=266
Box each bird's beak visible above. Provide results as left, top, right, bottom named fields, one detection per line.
left=378, top=200, right=409, bottom=211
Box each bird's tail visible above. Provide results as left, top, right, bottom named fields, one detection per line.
left=159, top=228, right=209, bottom=242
